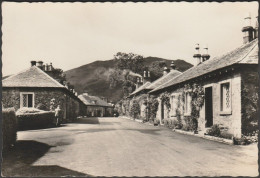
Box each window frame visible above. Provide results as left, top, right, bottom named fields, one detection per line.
left=219, top=79, right=232, bottom=115
left=184, top=92, right=192, bottom=116
left=170, top=93, right=178, bottom=117
left=20, top=92, right=35, bottom=108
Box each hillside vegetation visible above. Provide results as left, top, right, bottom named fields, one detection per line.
left=65, top=57, right=193, bottom=103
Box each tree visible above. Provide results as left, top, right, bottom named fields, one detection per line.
left=148, top=61, right=167, bottom=81
left=50, top=68, right=67, bottom=85
left=114, top=52, right=145, bottom=75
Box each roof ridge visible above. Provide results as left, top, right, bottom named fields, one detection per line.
left=33, top=66, right=66, bottom=88
left=236, top=40, right=258, bottom=63
left=149, top=72, right=183, bottom=93
left=2, top=67, right=31, bottom=81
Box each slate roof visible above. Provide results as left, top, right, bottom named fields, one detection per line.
left=150, top=39, right=258, bottom=93
left=78, top=93, right=113, bottom=107
left=129, top=81, right=151, bottom=97
left=146, top=70, right=182, bottom=90
left=2, top=66, right=66, bottom=88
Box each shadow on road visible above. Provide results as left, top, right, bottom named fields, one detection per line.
left=1, top=140, right=90, bottom=177
left=72, top=117, right=100, bottom=124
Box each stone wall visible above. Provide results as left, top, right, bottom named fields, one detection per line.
left=153, top=69, right=244, bottom=138
left=2, top=87, right=84, bottom=121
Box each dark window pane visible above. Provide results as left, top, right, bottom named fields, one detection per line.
left=28, top=94, right=33, bottom=107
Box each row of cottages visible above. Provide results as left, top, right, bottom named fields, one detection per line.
left=128, top=14, right=258, bottom=138
left=127, top=61, right=182, bottom=120
left=78, top=93, right=114, bottom=117
left=2, top=61, right=86, bottom=121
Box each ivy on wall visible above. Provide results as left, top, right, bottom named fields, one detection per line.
left=181, top=83, right=205, bottom=132
left=159, top=92, right=171, bottom=110
left=147, top=97, right=159, bottom=122
left=130, top=99, right=140, bottom=119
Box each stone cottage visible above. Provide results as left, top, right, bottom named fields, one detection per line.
left=2, top=61, right=85, bottom=122
left=149, top=14, right=258, bottom=138
left=127, top=62, right=182, bottom=120
left=78, top=93, right=114, bottom=117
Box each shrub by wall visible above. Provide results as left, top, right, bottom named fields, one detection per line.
left=2, top=108, right=17, bottom=151
left=130, top=100, right=140, bottom=119
left=16, top=108, right=55, bottom=130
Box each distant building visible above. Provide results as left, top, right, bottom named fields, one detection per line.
left=2, top=61, right=85, bottom=122
left=78, top=93, right=114, bottom=117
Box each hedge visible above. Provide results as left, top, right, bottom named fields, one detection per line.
left=16, top=108, right=55, bottom=130
left=2, top=108, right=17, bottom=151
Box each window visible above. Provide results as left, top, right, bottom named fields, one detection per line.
left=20, top=92, right=34, bottom=108
left=171, top=94, right=178, bottom=116
left=184, top=92, right=192, bottom=115
left=220, top=82, right=231, bottom=114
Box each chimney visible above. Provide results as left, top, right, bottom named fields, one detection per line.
left=36, top=61, right=44, bottom=70
left=254, top=16, right=258, bottom=39
left=163, top=67, right=168, bottom=76
left=136, top=77, right=142, bottom=89
left=242, top=13, right=254, bottom=44
left=170, top=61, right=176, bottom=71
left=201, top=45, right=210, bottom=62
left=143, top=70, right=151, bottom=83
left=31, top=61, right=36, bottom=66
left=42, top=64, right=46, bottom=71
left=49, top=63, right=53, bottom=71
left=193, top=44, right=201, bottom=66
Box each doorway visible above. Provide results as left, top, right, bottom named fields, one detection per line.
left=161, top=101, right=164, bottom=122
left=205, top=87, right=213, bottom=127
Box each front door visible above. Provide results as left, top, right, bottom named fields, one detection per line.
left=161, top=101, right=164, bottom=122
left=205, top=87, right=213, bottom=127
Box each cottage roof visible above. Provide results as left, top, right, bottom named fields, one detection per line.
left=129, top=81, right=151, bottom=96
left=150, top=39, right=258, bottom=93
left=2, top=66, right=66, bottom=88
left=146, top=70, right=182, bottom=90
left=78, top=94, right=113, bottom=107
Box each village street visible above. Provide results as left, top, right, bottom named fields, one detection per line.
left=2, top=117, right=258, bottom=177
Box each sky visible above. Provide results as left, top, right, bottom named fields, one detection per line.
left=1, top=2, right=258, bottom=76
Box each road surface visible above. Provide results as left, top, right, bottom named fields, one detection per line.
left=2, top=117, right=258, bottom=177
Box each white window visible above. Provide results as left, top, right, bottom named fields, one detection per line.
left=20, top=92, right=34, bottom=108
left=171, top=94, right=178, bottom=116
left=184, top=92, right=192, bottom=115
left=220, top=82, right=231, bottom=113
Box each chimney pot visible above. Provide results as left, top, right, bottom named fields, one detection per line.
left=163, top=67, right=168, bottom=76
left=193, top=44, right=201, bottom=66
left=242, top=12, right=254, bottom=44
left=31, top=61, right=36, bottom=66
left=170, top=61, right=176, bottom=70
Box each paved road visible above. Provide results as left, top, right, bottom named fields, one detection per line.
left=4, top=117, right=258, bottom=177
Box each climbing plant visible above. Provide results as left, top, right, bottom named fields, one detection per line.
left=182, top=83, right=205, bottom=132
left=147, top=97, right=159, bottom=122
left=160, top=92, right=171, bottom=110
left=130, top=100, right=140, bottom=119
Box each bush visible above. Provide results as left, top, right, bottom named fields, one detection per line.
left=154, top=118, right=160, bottom=125
left=163, top=118, right=181, bottom=129
left=36, top=103, right=48, bottom=111
left=206, top=124, right=221, bottom=137
left=130, top=100, right=140, bottom=119
left=220, top=131, right=233, bottom=139
left=16, top=108, right=55, bottom=130
left=2, top=108, right=17, bottom=151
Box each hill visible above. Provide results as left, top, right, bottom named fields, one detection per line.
left=65, top=57, right=193, bottom=103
